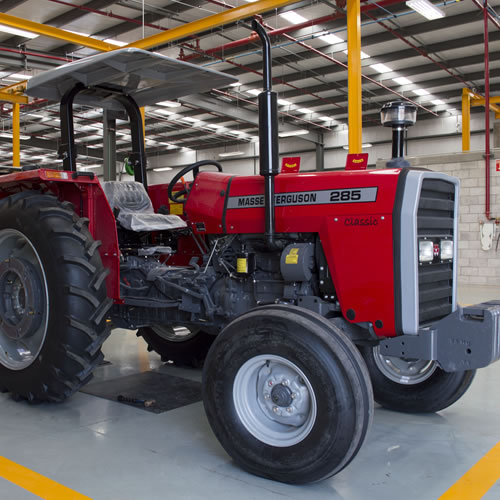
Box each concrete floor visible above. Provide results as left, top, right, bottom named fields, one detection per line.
left=0, top=285, right=499, bottom=499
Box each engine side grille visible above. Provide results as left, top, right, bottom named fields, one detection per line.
left=417, top=179, right=455, bottom=325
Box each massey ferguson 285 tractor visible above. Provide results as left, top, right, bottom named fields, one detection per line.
left=0, top=20, right=498, bottom=484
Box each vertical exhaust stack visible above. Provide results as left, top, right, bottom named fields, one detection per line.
left=380, top=100, right=417, bottom=168
left=253, top=20, right=279, bottom=248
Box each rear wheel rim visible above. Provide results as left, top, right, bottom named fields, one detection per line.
left=233, top=354, right=317, bottom=447
left=0, top=229, right=48, bottom=370
left=152, top=325, right=199, bottom=343
left=373, top=345, right=437, bottom=385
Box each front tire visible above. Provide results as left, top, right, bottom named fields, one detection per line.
left=360, top=344, right=476, bottom=413
left=203, top=306, right=373, bottom=484
left=0, top=192, right=112, bottom=402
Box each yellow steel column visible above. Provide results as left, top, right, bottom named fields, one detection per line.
left=12, top=103, right=20, bottom=167
left=462, top=88, right=471, bottom=152
left=347, top=0, right=362, bottom=154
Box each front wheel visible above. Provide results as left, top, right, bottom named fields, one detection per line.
left=360, top=344, right=476, bottom=413
left=203, top=306, right=373, bottom=484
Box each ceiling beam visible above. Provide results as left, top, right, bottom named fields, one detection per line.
left=0, top=0, right=28, bottom=12
left=4, top=0, right=117, bottom=46
left=222, top=10, right=487, bottom=78
left=179, top=94, right=321, bottom=144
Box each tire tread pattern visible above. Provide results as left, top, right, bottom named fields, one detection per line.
left=0, top=192, right=111, bottom=403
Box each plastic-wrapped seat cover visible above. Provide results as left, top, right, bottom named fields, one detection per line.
left=101, top=181, right=187, bottom=232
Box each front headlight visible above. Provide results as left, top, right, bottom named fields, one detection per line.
left=440, top=240, right=453, bottom=260
left=419, top=240, right=434, bottom=262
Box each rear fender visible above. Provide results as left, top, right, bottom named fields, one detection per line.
left=0, top=169, right=120, bottom=301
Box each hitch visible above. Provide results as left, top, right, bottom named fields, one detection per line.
left=379, top=301, right=500, bottom=372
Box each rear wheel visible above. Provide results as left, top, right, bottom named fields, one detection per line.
left=137, top=325, right=214, bottom=367
left=0, top=192, right=112, bottom=402
left=360, top=344, right=476, bottom=413
left=203, top=306, right=373, bottom=484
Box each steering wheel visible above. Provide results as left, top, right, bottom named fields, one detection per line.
left=168, top=160, right=223, bottom=204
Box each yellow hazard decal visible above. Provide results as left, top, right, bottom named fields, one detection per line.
left=169, top=203, right=184, bottom=215
left=285, top=247, right=299, bottom=264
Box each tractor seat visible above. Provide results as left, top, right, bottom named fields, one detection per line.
left=101, top=181, right=187, bottom=232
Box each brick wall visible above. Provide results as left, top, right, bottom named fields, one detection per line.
left=377, top=150, right=500, bottom=286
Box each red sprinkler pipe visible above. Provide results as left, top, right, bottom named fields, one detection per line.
left=472, top=0, right=500, bottom=30
left=0, top=46, right=71, bottom=62
left=46, top=0, right=168, bottom=31
left=484, top=0, right=492, bottom=220
left=181, top=0, right=405, bottom=62
left=258, top=18, right=437, bottom=116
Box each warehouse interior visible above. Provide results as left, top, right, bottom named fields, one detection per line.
left=0, top=0, right=499, bottom=498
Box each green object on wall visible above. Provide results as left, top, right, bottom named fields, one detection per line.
left=124, top=157, right=134, bottom=176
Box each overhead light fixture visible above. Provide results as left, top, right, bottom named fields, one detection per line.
left=370, top=63, right=392, bottom=74
left=2, top=73, right=33, bottom=82
left=219, top=151, right=245, bottom=157
left=81, top=164, right=102, bottom=169
left=229, top=82, right=242, bottom=87
left=317, top=31, right=344, bottom=45
left=0, top=132, right=30, bottom=140
left=278, top=99, right=291, bottom=106
left=413, top=88, right=430, bottom=96
left=431, top=99, right=445, bottom=105
left=342, top=143, right=373, bottom=150
left=406, top=0, right=445, bottom=20
left=105, top=38, right=127, bottom=47
left=157, top=100, right=181, bottom=108
left=447, top=108, right=457, bottom=113
left=343, top=50, right=370, bottom=59
left=298, top=108, right=312, bottom=114
left=216, top=94, right=233, bottom=103
left=206, top=124, right=223, bottom=129
left=153, top=167, right=173, bottom=172
left=0, top=24, right=39, bottom=39
left=68, top=30, right=90, bottom=37
left=279, top=11, right=308, bottom=25
left=318, top=116, right=333, bottom=122
left=183, top=117, right=200, bottom=123
left=393, top=77, right=412, bottom=85
left=278, top=129, right=309, bottom=137
left=247, top=89, right=261, bottom=96
left=154, top=108, right=175, bottom=116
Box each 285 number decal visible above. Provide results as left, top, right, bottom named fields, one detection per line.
left=330, top=189, right=362, bottom=202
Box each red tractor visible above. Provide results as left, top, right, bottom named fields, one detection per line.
left=0, top=21, right=498, bottom=484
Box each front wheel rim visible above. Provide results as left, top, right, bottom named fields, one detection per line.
left=152, top=325, right=200, bottom=343
left=233, top=354, right=317, bottom=447
left=373, top=345, right=437, bottom=385
left=0, top=229, right=49, bottom=370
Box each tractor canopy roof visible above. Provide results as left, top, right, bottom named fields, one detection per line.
left=25, top=48, right=237, bottom=110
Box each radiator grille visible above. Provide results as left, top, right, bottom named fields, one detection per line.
left=417, top=179, right=455, bottom=325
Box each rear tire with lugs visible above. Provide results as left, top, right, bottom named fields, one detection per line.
left=203, top=306, right=373, bottom=484
left=0, top=192, right=112, bottom=402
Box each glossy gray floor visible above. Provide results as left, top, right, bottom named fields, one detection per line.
left=0, top=285, right=499, bottom=500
